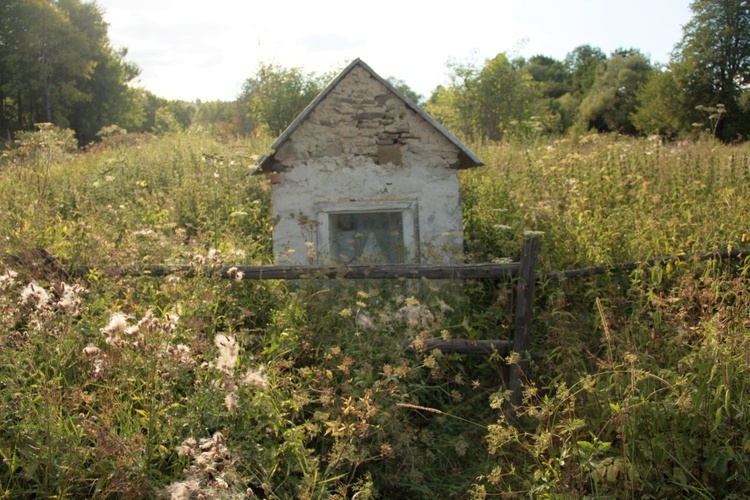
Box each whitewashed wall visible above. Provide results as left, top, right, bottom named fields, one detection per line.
left=269, top=65, right=465, bottom=264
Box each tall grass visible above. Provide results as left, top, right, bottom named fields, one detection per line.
left=0, top=128, right=273, bottom=269
left=462, top=134, right=750, bottom=269
left=1, top=127, right=749, bottom=497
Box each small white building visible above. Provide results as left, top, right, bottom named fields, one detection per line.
left=256, top=59, right=483, bottom=265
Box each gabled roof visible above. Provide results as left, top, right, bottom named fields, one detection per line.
left=256, top=58, right=483, bottom=172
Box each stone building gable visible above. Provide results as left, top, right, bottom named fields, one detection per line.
left=258, top=59, right=483, bottom=265
left=273, top=65, right=459, bottom=169
left=258, top=59, right=483, bottom=172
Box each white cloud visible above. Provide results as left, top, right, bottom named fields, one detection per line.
left=97, top=0, right=692, bottom=102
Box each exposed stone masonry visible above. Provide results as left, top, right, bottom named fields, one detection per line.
left=273, top=66, right=459, bottom=169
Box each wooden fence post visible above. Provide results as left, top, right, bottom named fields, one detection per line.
left=509, top=236, right=540, bottom=412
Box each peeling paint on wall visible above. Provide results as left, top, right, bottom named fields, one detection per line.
left=261, top=61, right=481, bottom=265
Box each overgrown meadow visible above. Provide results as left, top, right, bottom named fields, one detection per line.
left=1, top=126, right=750, bottom=498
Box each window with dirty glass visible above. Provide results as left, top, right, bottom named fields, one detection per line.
left=329, top=212, right=405, bottom=263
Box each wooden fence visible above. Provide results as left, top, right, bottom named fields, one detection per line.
left=66, top=237, right=541, bottom=409
left=58, top=239, right=749, bottom=416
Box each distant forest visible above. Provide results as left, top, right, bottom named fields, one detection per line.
left=1, top=0, right=749, bottom=146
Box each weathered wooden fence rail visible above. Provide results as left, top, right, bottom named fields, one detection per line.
left=75, top=261, right=520, bottom=280
left=71, top=245, right=747, bottom=282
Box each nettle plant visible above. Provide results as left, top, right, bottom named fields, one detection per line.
left=473, top=258, right=750, bottom=498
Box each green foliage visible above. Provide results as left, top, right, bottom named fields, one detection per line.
left=632, top=68, right=691, bottom=137
left=425, top=54, right=538, bottom=142
left=0, top=128, right=273, bottom=267
left=578, top=50, right=652, bottom=134
left=192, top=100, right=248, bottom=138
left=0, top=0, right=141, bottom=145
left=671, top=0, right=750, bottom=140
left=387, top=77, right=424, bottom=106
left=239, top=63, right=326, bottom=136
left=565, top=45, right=608, bottom=99
left=2, top=129, right=750, bottom=497
left=477, top=259, right=750, bottom=498
left=463, top=135, right=750, bottom=270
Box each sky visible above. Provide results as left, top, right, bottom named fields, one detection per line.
left=95, top=0, right=694, bottom=103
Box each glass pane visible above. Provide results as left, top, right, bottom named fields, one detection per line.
left=330, top=212, right=404, bottom=263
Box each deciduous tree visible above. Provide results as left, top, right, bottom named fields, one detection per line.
left=0, top=0, right=140, bottom=145
left=239, top=63, right=324, bottom=136
left=632, top=68, right=689, bottom=137
left=671, top=0, right=750, bottom=139
left=578, top=50, right=652, bottom=134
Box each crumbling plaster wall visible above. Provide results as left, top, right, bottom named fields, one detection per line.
left=271, top=65, right=465, bottom=264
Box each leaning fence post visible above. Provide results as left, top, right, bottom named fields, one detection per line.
left=509, top=235, right=541, bottom=413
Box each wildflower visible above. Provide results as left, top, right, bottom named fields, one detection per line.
left=207, top=248, right=221, bottom=265
left=92, top=358, right=104, bottom=378
left=226, top=266, right=244, bottom=282
left=422, top=352, right=440, bottom=369
left=168, top=344, right=194, bottom=365
left=176, top=438, right=197, bottom=457
left=436, top=300, right=453, bottom=312
left=523, top=230, right=545, bottom=238
left=222, top=379, right=238, bottom=393
left=101, top=312, right=129, bottom=344
left=454, top=436, right=468, bottom=456
left=624, top=352, right=638, bottom=364
left=337, top=356, right=355, bottom=375
left=505, top=351, right=521, bottom=366
left=0, top=269, right=17, bottom=290
left=55, top=282, right=86, bottom=315
left=339, top=308, right=353, bottom=318
left=83, top=344, right=101, bottom=357
left=398, top=302, right=435, bottom=331
left=135, top=310, right=157, bottom=334
left=199, top=437, right=215, bottom=452
left=356, top=313, right=375, bottom=330
left=124, top=324, right=140, bottom=336
left=241, top=366, right=268, bottom=389
left=19, top=281, right=50, bottom=309
left=165, top=313, right=180, bottom=331
left=166, top=480, right=201, bottom=500
left=224, top=392, right=238, bottom=413
left=214, top=334, right=238, bottom=372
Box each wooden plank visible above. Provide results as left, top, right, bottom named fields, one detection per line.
left=68, top=262, right=520, bottom=280
left=420, top=338, right=511, bottom=355
left=509, top=236, right=541, bottom=410
left=541, top=247, right=748, bottom=281
left=223, top=263, right=520, bottom=280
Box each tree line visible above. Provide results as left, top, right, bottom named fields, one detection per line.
left=2, top=0, right=749, bottom=147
